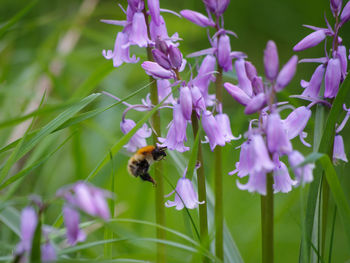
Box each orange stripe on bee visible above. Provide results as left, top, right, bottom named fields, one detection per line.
left=136, top=145, right=155, bottom=155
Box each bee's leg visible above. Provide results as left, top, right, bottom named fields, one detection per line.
left=140, top=172, right=157, bottom=186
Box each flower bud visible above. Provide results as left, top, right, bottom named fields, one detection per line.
left=180, top=9, right=215, bottom=27
left=179, top=86, right=193, bottom=120
left=245, top=61, right=258, bottom=81
left=252, top=76, right=264, bottom=94
left=301, top=64, right=325, bottom=98
left=152, top=49, right=171, bottom=70
left=324, top=58, right=341, bottom=98
left=169, top=46, right=183, bottom=69
left=155, top=38, right=169, bottom=54
left=293, top=30, right=326, bottom=52
left=276, top=55, right=298, bottom=91
left=217, top=34, right=232, bottom=71
left=340, top=0, right=350, bottom=23
left=224, top=82, right=251, bottom=106
left=264, top=40, right=279, bottom=81
left=142, top=61, right=174, bottom=79
left=330, top=0, right=342, bottom=16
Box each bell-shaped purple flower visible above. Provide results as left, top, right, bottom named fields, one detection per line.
left=165, top=172, right=204, bottom=210
left=333, top=134, right=348, bottom=163
left=179, top=87, right=192, bottom=121
left=102, top=32, right=139, bottom=67
left=283, top=106, right=311, bottom=140
left=340, top=1, right=350, bottom=24
left=193, top=55, right=216, bottom=97
left=273, top=161, right=296, bottom=193
left=129, top=12, right=150, bottom=47
left=180, top=10, right=215, bottom=27
left=235, top=59, right=253, bottom=96
left=244, top=93, right=266, bottom=114
left=63, top=205, right=86, bottom=245
left=148, top=0, right=161, bottom=26
left=337, top=45, right=348, bottom=79
left=169, top=46, right=183, bottom=69
left=152, top=49, right=171, bottom=70
left=275, top=55, right=298, bottom=91
left=301, top=64, right=325, bottom=98
left=120, top=119, right=152, bottom=152
left=157, top=79, right=175, bottom=104
left=293, top=30, right=326, bottom=52
left=230, top=140, right=254, bottom=177
left=191, top=85, right=206, bottom=112
left=324, top=58, right=341, bottom=98
left=267, top=113, right=292, bottom=154
left=217, top=34, right=232, bottom=72
left=215, top=113, right=239, bottom=142
left=251, top=134, right=275, bottom=172
left=224, top=82, right=251, bottom=106
left=17, top=206, right=38, bottom=252
left=264, top=40, right=279, bottom=81
left=173, top=103, right=188, bottom=140
left=237, top=170, right=267, bottom=195
left=158, top=121, right=189, bottom=152
left=202, top=110, right=226, bottom=150
left=142, top=61, right=174, bottom=79
left=288, top=150, right=314, bottom=184
left=41, top=241, right=57, bottom=262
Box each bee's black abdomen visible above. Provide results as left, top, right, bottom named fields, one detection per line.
left=140, top=172, right=156, bottom=186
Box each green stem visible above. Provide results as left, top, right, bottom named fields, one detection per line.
left=214, top=65, right=224, bottom=260
left=261, top=173, right=274, bottom=263
left=191, top=112, right=209, bottom=260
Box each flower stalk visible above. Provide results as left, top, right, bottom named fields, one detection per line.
left=261, top=172, right=274, bottom=263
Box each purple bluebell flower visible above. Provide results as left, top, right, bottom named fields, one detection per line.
left=340, top=1, right=350, bottom=24
left=301, top=64, right=325, bottom=98
left=148, top=0, right=161, bottom=26
left=224, top=82, right=251, bottom=106
left=63, top=205, right=86, bottom=245
left=158, top=122, right=189, bottom=152
left=251, top=134, right=275, bottom=172
left=264, top=40, right=279, bottom=81
left=333, top=134, right=348, bottom=163
left=337, top=45, right=348, bottom=79
left=41, top=241, right=57, bottom=262
left=169, top=46, right=183, bottom=69
left=129, top=12, right=150, bottom=47
left=235, top=59, right=253, bottom=96
left=275, top=55, right=298, bottom=91
left=165, top=172, right=204, bottom=210
left=142, top=61, right=174, bottom=79
left=173, top=103, right=188, bottom=141
left=152, top=49, right=172, bottom=70
left=288, top=150, right=314, bottom=184
left=244, top=93, right=266, bottom=114
left=180, top=10, right=215, bottom=27
left=273, top=161, right=296, bottom=193
left=237, top=171, right=267, bottom=195
left=267, top=113, right=292, bottom=154
left=102, top=32, right=139, bottom=67
left=16, top=206, right=38, bottom=253
left=293, top=30, right=326, bottom=52
left=215, top=113, right=240, bottom=142
left=201, top=110, right=226, bottom=151
left=245, top=61, right=258, bottom=81
left=324, top=58, right=341, bottom=98
left=330, top=0, right=342, bottom=16
left=157, top=79, right=176, bottom=104
left=179, top=86, right=193, bottom=120
left=217, top=34, right=232, bottom=71
left=120, top=119, right=152, bottom=152
left=203, top=0, right=230, bottom=16
left=283, top=106, right=312, bottom=140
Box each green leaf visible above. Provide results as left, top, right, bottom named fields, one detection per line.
left=0, top=207, right=20, bottom=236
left=30, top=217, right=42, bottom=263
left=0, top=0, right=38, bottom=38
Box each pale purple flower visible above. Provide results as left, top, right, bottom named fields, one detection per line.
left=237, top=170, right=267, bottom=195
left=201, top=110, right=226, bottom=150
left=283, top=106, right=312, bottom=140
left=301, top=64, right=325, bottom=98
left=264, top=40, right=279, bottom=81
left=129, top=12, right=150, bottom=47
left=120, top=119, right=152, bottom=152
left=41, top=241, right=57, bottom=262
left=169, top=46, right=183, bottom=69
left=217, top=34, right=232, bottom=71
left=293, top=30, right=326, bottom=52
left=180, top=10, right=215, bottom=27
left=179, top=86, right=193, bottom=120
left=273, top=161, right=296, bottom=193
left=337, top=45, right=348, bottom=79
left=173, top=103, right=188, bottom=141
left=215, top=113, right=240, bottom=142
left=267, top=113, right=292, bottom=154
left=148, top=0, right=161, bottom=26
left=191, top=85, right=206, bottom=113
left=275, top=55, right=298, bottom=91
left=245, top=61, right=258, bottom=81
left=288, top=150, right=314, bottom=184
left=63, top=205, right=86, bottom=245
left=333, top=134, right=348, bottom=163
left=158, top=122, right=189, bottom=152
left=142, top=61, right=174, bottom=79
left=224, top=82, right=251, bottom=106
left=157, top=79, right=176, bottom=104
left=340, top=1, right=350, bottom=24
left=16, top=206, right=38, bottom=253
left=244, top=93, right=266, bottom=114
left=102, top=32, right=139, bottom=67
left=165, top=173, right=204, bottom=210
left=152, top=49, right=172, bottom=70
left=251, top=134, right=275, bottom=172
left=230, top=140, right=254, bottom=177
left=235, top=59, right=253, bottom=97
left=203, top=0, right=230, bottom=16
left=324, top=58, right=342, bottom=98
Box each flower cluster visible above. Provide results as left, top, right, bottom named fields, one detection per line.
left=294, top=0, right=350, bottom=99
left=225, top=41, right=314, bottom=195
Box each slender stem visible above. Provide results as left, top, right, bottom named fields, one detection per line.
left=191, top=112, right=209, bottom=260
left=214, top=65, right=224, bottom=260
left=261, top=173, right=274, bottom=263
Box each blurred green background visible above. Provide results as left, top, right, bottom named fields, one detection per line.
left=1, top=0, right=350, bottom=262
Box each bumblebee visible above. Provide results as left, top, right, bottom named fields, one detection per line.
left=127, top=146, right=167, bottom=185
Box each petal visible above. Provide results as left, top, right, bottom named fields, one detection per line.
left=264, top=40, right=279, bottom=81
left=293, top=30, right=326, bottom=51
left=244, top=93, right=267, bottom=114
left=283, top=106, right=311, bottom=139
left=142, top=61, right=174, bottom=79
left=235, top=59, right=253, bottom=97
left=333, top=135, right=348, bottom=163
left=324, top=58, right=341, bottom=98
left=301, top=64, right=325, bottom=98
left=267, top=113, right=292, bottom=154
left=276, top=55, right=298, bottom=91
left=180, top=10, right=215, bottom=27
left=224, top=82, right=251, bottom=106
